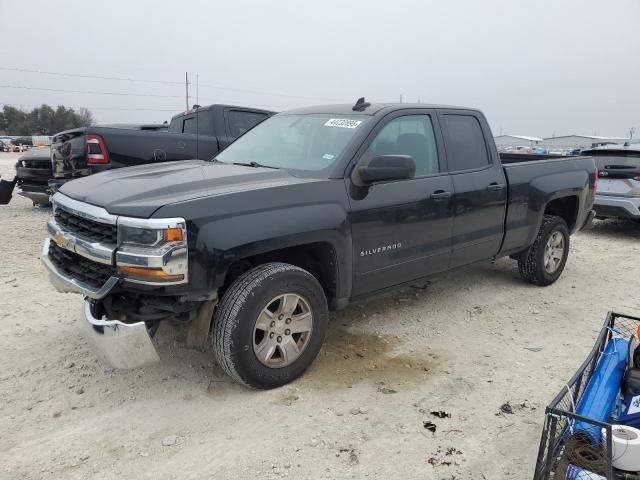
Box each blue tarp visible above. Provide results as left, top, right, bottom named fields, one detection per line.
left=573, top=337, right=629, bottom=443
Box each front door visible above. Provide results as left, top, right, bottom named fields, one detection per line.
left=348, top=111, right=455, bottom=297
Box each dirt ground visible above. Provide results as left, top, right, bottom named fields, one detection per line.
left=1, top=150, right=639, bottom=480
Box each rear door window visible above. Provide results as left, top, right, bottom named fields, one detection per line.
left=442, top=114, right=490, bottom=172
left=227, top=110, right=269, bottom=138
left=182, top=117, right=197, bottom=134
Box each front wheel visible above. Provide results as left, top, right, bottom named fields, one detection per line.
left=212, top=262, right=328, bottom=389
left=518, top=215, right=570, bottom=286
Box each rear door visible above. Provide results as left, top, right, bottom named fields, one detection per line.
left=437, top=110, right=507, bottom=267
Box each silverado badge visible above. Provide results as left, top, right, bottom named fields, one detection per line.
left=360, top=242, right=402, bottom=257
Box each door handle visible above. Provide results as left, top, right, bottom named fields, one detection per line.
left=486, top=183, right=505, bottom=192
left=430, top=190, right=452, bottom=201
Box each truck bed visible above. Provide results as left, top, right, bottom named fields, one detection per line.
left=500, top=152, right=570, bottom=164
left=500, top=154, right=595, bottom=255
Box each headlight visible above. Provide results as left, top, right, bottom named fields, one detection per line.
left=116, top=217, right=188, bottom=285
left=118, top=225, right=184, bottom=246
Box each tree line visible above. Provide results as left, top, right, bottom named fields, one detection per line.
left=0, top=105, right=95, bottom=136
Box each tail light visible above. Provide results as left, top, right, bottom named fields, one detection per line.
left=86, top=135, right=109, bottom=164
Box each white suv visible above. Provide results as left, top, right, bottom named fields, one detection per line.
left=584, top=144, right=640, bottom=220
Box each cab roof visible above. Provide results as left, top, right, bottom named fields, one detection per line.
left=282, top=103, right=476, bottom=116
left=171, top=104, right=275, bottom=120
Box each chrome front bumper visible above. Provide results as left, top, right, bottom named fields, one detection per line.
left=80, top=300, right=160, bottom=369
left=41, top=239, right=119, bottom=299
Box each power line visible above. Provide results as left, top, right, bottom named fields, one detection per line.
left=1, top=98, right=289, bottom=112
left=0, top=84, right=183, bottom=98
left=0, top=65, right=346, bottom=103
left=1, top=102, right=178, bottom=112
left=0, top=66, right=183, bottom=85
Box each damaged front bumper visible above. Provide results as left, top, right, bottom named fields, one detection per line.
left=80, top=300, right=160, bottom=370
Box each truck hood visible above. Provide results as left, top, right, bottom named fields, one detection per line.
left=58, top=160, right=311, bottom=217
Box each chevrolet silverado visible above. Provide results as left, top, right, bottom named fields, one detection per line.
left=41, top=99, right=597, bottom=388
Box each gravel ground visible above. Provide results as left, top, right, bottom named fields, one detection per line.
left=1, top=151, right=639, bottom=480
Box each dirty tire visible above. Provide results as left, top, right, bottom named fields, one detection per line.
left=518, top=215, right=570, bottom=286
left=213, top=262, right=328, bottom=389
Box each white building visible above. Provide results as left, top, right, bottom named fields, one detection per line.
left=493, top=135, right=543, bottom=147
left=541, top=135, right=629, bottom=149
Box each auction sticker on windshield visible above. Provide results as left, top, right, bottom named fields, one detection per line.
left=324, top=118, right=362, bottom=129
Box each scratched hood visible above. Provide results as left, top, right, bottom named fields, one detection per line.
left=58, top=160, right=305, bottom=217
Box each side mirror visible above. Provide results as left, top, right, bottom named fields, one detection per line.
left=355, top=155, right=416, bottom=185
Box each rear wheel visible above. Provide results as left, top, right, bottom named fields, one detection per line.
left=518, top=215, right=570, bottom=286
left=212, top=262, right=328, bottom=389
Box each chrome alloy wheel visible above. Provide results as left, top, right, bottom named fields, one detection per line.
left=544, top=230, right=565, bottom=274
left=252, top=293, right=314, bottom=368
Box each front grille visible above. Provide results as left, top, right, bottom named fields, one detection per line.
left=55, top=208, right=117, bottom=244
left=48, top=241, right=115, bottom=288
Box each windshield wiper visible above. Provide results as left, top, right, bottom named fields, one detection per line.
left=232, top=161, right=278, bottom=169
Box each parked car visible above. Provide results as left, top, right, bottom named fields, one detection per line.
left=13, top=146, right=51, bottom=205
left=0, top=105, right=274, bottom=205
left=583, top=143, right=640, bottom=220
left=11, top=136, right=33, bottom=147
left=41, top=100, right=596, bottom=388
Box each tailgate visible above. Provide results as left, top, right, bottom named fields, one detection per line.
left=51, top=129, right=89, bottom=178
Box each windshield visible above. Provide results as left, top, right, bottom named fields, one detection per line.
left=215, top=114, right=369, bottom=173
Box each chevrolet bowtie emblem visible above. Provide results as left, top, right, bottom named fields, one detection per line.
left=54, top=231, right=73, bottom=249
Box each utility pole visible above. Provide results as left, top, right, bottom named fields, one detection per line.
left=185, top=72, right=190, bottom=110
left=196, top=74, right=199, bottom=106
left=399, top=94, right=403, bottom=103
left=629, top=127, right=635, bottom=139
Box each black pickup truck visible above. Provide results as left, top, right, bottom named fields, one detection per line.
left=41, top=100, right=596, bottom=388
left=0, top=105, right=273, bottom=205
left=48, top=104, right=273, bottom=190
